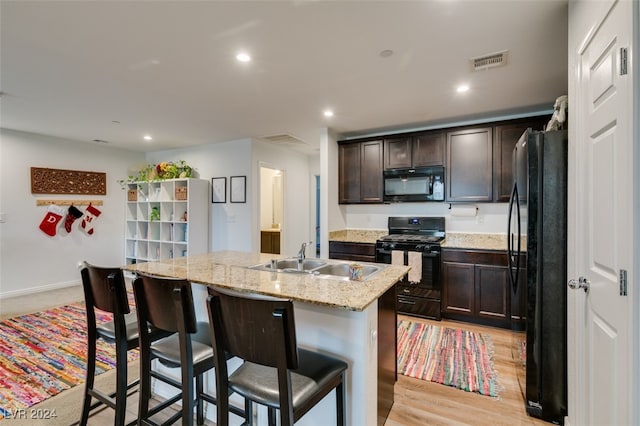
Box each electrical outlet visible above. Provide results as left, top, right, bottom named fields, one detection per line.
left=476, top=214, right=484, bottom=224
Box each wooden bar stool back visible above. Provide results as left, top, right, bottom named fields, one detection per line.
left=206, top=287, right=348, bottom=426
left=80, top=261, right=151, bottom=426
left=132, top=273, right=217, bottom=426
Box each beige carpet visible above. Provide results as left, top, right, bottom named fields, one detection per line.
left=3, top=361, right=139, bottom=426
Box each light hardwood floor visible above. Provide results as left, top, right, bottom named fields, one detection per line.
left=1, top=286, right=550, bottom=425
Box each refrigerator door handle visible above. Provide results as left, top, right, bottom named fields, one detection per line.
left=507, top=184, right=521, bottom=292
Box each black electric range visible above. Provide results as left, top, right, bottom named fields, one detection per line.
left=375, top=217, right=445, bottom=320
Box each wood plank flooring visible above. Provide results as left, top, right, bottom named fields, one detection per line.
left=1, top=287, right=551, bottom=425
left=387, top=315, right=549, bottom=426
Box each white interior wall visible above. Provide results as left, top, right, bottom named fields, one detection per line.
left=145, top=139, right=253, bottom=252
left=0, top=129, right=144, bottom=297
left=322, top=128, right=344, bottom=258
left=259, top=167, right=277, bottom=230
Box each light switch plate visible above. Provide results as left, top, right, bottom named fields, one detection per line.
left=0, top=213, right=6, bottom=223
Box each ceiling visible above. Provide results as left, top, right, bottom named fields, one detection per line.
left=0, top=1, right=568, bottom=153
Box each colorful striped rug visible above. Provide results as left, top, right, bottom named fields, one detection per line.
left=397, top=319, right=500, bottom=397
left=0, top=302, right=138, bottom=419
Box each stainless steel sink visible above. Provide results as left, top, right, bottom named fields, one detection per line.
left=249, top=258, right=326, bottom=273
left=313, top=263, right=381, bottom=279
left=248, top=258, right=385, bottom=281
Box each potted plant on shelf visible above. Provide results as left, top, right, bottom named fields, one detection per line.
left=117, top=160, right=194, bottom=189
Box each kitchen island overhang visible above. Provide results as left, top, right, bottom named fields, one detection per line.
left=125, top=251, right=409, bottom=426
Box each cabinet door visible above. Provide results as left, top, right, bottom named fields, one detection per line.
left=493, top=117, right=548, bottom=202
left=413, top=131, right=444, bottom=167
left=441, top=261, right=475, bottom=316
left=446, top=127, right=493, bottom=202
left=360, top=140, right=383, bottom=203
left=475, top=264, right=509, bottom=324
left=384, top=137, right=412, bottom=170
left=339, top=143, right=361, bottom=203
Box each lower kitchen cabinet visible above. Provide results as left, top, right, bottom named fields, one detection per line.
left=329, top=241, right=376, bottom=262
left=260, top=230, right=281, bottom=254
left=441, top=248, right=511, bottom=328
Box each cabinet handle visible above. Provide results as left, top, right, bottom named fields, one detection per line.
left=398, top=299, right=416, bottom=305
left=402, top=288, right=411, bottom=294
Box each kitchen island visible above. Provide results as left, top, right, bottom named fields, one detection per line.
left=125, top=250, right=409, bottom=426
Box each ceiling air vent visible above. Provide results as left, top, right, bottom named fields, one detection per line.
left=261, top=133, right=306, bottom=147
left=471, top=50, right=508, bottom=71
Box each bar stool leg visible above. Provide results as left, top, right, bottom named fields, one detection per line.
left=79, top=337, right=96, bottom=425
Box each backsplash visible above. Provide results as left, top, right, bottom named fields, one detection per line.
left=343, top=202, right=510, bottom=234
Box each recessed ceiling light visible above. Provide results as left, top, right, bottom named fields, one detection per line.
left=143, top=135, right=153, bottom=141
left=236, top=52, right=251, bottom=63
left=379, top=49, right=394, bottom=58
left=323, top=110, right=334, bottom=118
left=456, top=84, right=470, bottom=93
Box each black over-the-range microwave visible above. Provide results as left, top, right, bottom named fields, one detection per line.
left=383, top=166, right=445, bottom=203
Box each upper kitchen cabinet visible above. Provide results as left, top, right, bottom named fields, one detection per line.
left=339, top=140, right=383, bottom=204
left=493, top=116, right=549, bottom=201
left=384, top=131, right=444, bottom=170
left=446, top=127, right=493, bottom=202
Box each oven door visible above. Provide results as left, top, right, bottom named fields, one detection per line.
left=380, top=248, right=442, bottom=320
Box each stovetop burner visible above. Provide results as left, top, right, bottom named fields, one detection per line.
left=378, top=234, right=444, bottom=244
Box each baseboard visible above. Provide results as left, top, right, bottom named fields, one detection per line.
left=0, top=279, right=81, bottom=299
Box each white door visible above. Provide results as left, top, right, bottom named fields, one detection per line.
left=570, top=0, right=634, bottom=424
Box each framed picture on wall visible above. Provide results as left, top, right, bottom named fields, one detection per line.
left=211, top=177, right=226, bottom=203
left=230, top=175, right=246, bottom=203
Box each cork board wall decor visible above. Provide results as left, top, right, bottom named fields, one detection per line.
left=30, top=167, right=107, bottom=195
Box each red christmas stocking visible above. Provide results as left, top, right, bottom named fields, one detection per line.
left=39, top=205, right=65, bottom=236
left=64, top=205, right=84, bottom=233
left=81, top=203, right=102, bottom=235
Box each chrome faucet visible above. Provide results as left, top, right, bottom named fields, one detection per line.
left=296, top=242, right=308, bottom=271
left=297, top=242, right=308, bottom=260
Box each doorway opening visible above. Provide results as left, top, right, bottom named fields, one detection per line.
left=315, top=175, right=320, bottom=257
left=259, top=165, right=284, bottom=254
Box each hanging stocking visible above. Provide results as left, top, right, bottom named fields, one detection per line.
left=39, top=205, right=65, bottom=236
left=81, top=203, right=102, bottom=235
left=64, top=205, right=84, bottom=233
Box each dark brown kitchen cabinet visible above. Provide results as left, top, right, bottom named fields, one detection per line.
left=493, top=116, right=549, bottom=201
left=338, top=140, right=383, bottom=204
left=329, top=241, right=376, bottom=262
left=384, top=131, right=444, bottom=170
left=260, top=230, right=280, bottom=254
left=446, top=127, right=493, bottom=202
left=441, top=248, right=510, bottom=329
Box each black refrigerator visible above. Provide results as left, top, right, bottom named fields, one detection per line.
left=507, top=129, right=567, bottom=425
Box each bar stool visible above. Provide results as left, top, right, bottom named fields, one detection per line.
left=206, top=287, right=348, bottom=426
left=133, top=273, right=245, bottom=425
left=79, top=262, right=171, bottom=426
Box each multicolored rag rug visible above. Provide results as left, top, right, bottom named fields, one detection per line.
left=397, top=319, right=501, bottom=397
left=0, top=302, right=138, bottom=419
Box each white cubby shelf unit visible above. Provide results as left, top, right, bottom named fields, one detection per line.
left=124, top=178, right=209, bottom=265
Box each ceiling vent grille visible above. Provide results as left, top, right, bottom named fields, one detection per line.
left=471, top=50, right=508, bottom=71
left=261, top=133, right=306, bottom=146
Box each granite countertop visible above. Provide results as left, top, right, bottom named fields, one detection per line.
left=328, top=229, right=526, bottom=251
left=123, top=251, right=409, bottom=312
left=328, top=229, right=387, bottom=244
